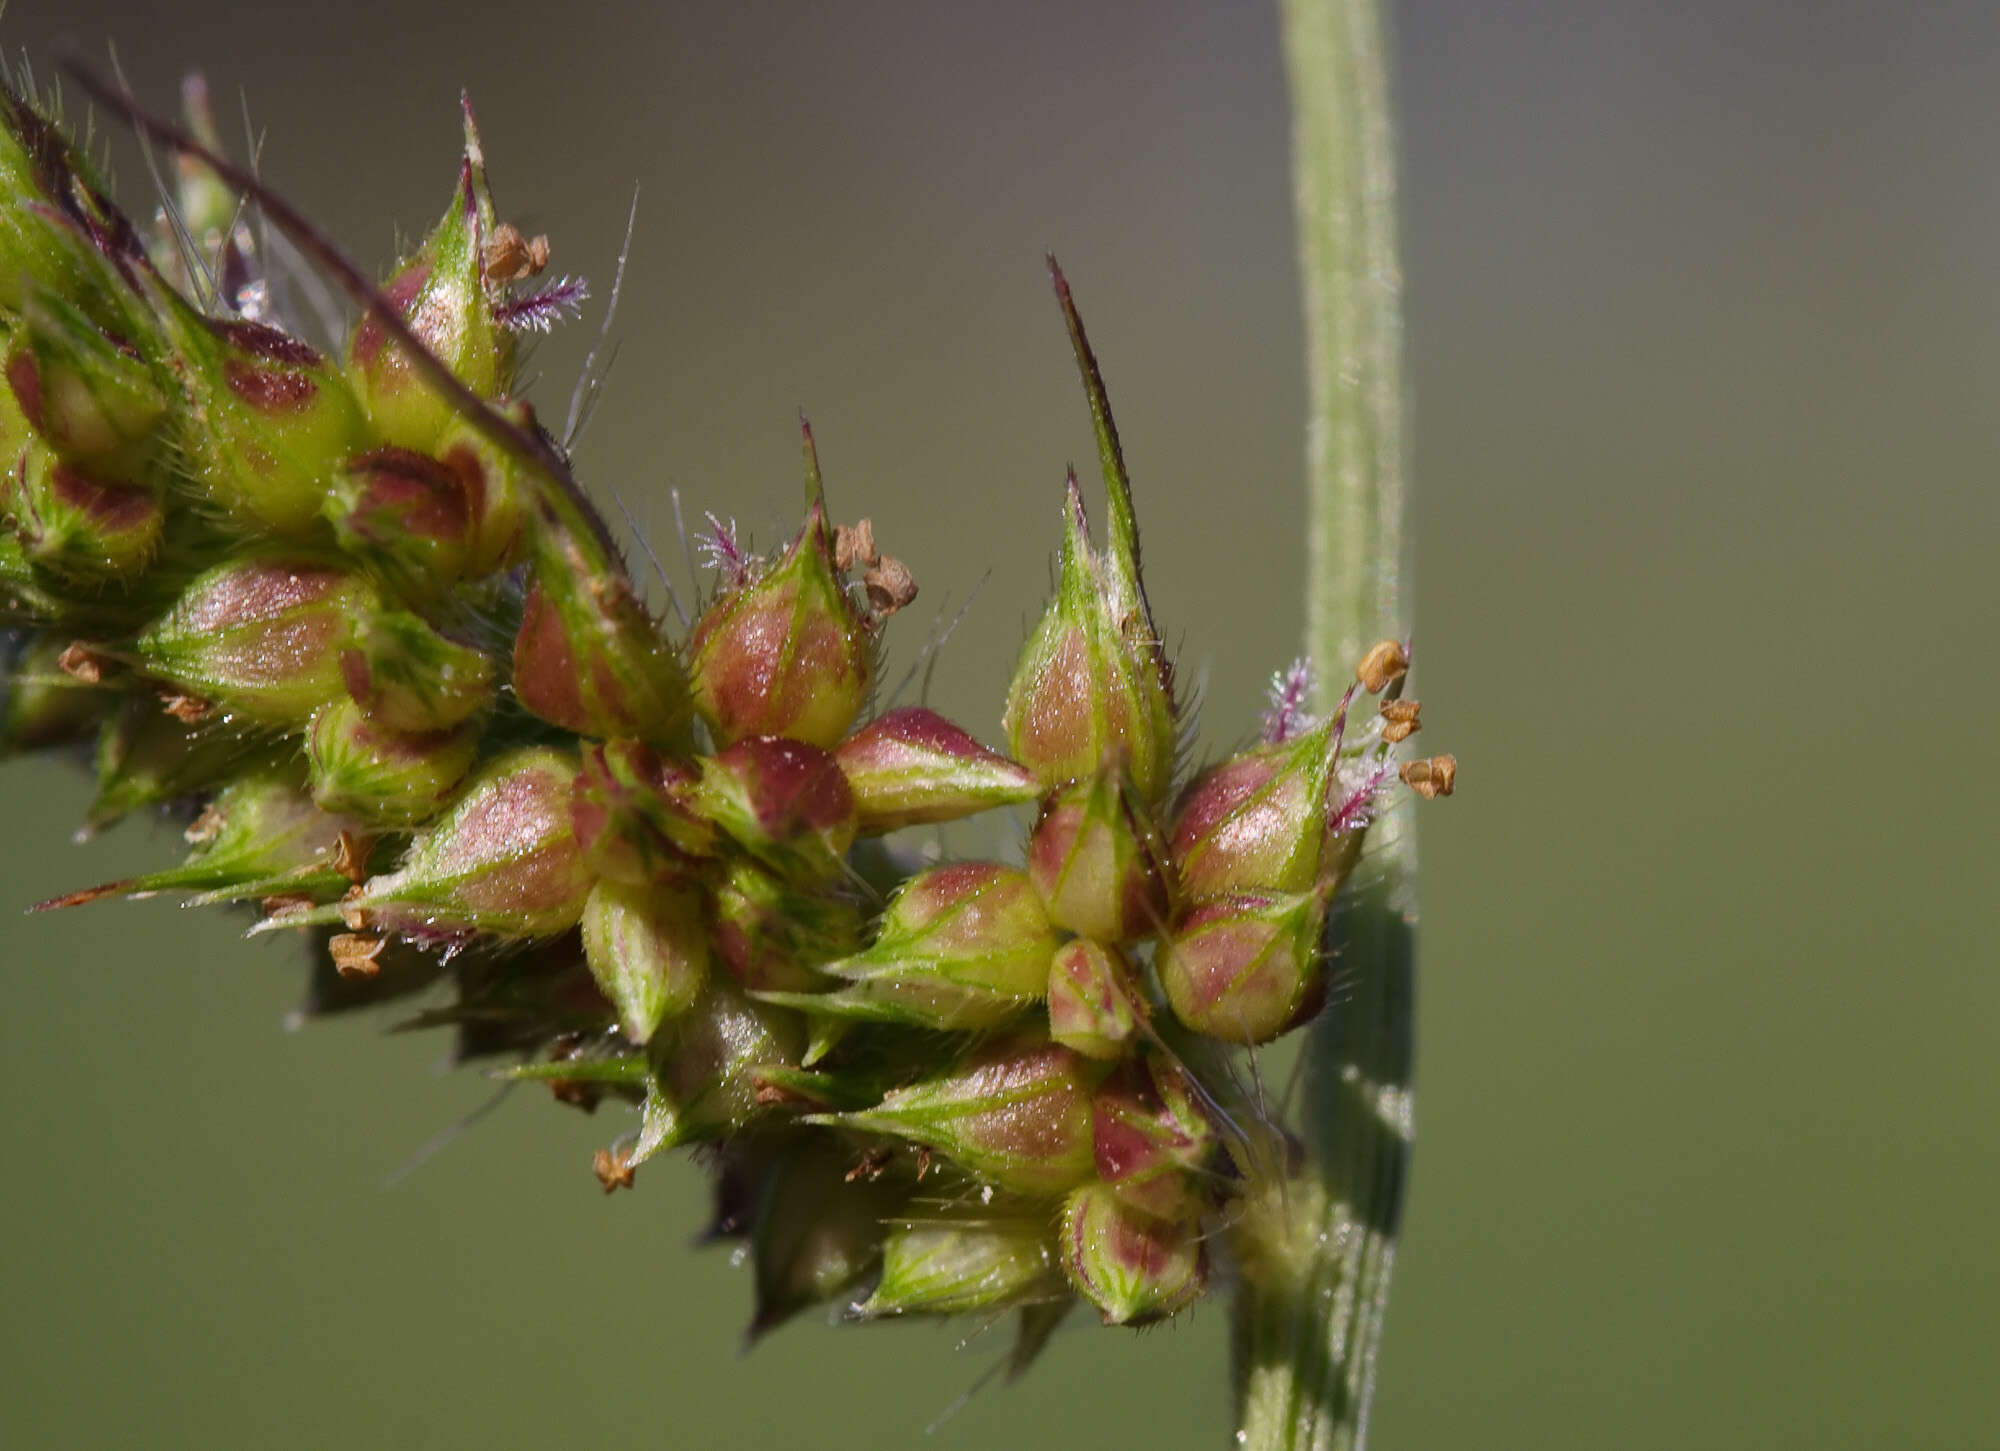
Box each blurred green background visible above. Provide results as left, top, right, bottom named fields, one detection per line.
left=3, top=3, right=1994, bottom=1447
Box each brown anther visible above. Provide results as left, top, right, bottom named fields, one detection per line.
left=863, top=555, right=918, bottom=617
left=1380, top=698, right=1422, bottom=745
left=260, top=892, right=315, bottom=918
left=56, top=642, right=111, bottom=684
left=482, top=222, right=550, bottom=284
left=337, top=890, right=373, bottom=932
left=914, top=1146, right=934, bottom=1181
left=592, top=1147, right=636, bottom=1193
left=833, top=518, right=879, bottom=574
left=1398, top=754, right=1457, bottom=799
left=332, top=829, right=374, bottom=885
left=329, top=931, right=386, bottom=979
left=844, top=1145, right=894, bottom=1183
left=754, top=1079, right=809, bottom=1108
left=547, top=1079, right=603, bottom=1113
left=183, top=803, right=226, bottom=846
left=159, top=691, right=212, bottom=723
left=1356, top=639, right=1409, bottom=694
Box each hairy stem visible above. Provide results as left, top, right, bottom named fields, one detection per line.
left=1232, top=1, right=1414, bottom=1448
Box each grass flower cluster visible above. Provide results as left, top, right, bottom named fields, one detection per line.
left=2, top=44, right=1446, bottom=1377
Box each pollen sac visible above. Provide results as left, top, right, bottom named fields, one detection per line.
left=826, top=1036, right=1098, bottom=1196
left=631, top=981, right=803, bottom=1164
left=1168, top=712, right=1339, bottom=900
left=687, top=495, right=873, bottom=750
left=695, top=736, right=856, bottom=880
left=325, top=446, right=479, bottom=588
left=343, top=106, right=510, bottom=450
left=1158, top=888, right=1329, bottom=1045
left=7, top=444, right=164, bottom=580
left=1025, top=769, right=1172, bottom=944
left=834, top=706, right=1039, bottom=832
left=803, top=862, right=1059, bottom=1029
left=853, top=1214, right=1064, bottom=1320
left=306, top=698, right=479, bottom=828
left=1090, top=1055, right=1215, bottom=1222
left=136, top=556, right=379, bottom=728
left=318, top=746, right=591, bottom=940
left=5, top=288, right=167, bottom=475
left=510, top=551, right=693, bottom=748
left=434, top=404, right=529, bottom=576
left=710, top=856, right=861, bottom=994
left=1002, top=474, right=1176, bottom=804
left=568, top=739, right=715, bottom=886
left=340, top=607, right=494, bottom=733
left=1059, top=1181, right=1206, bottom=1326
left=147, top=293, right=369, bottom=536
left=1046, top=939, right=1142, bottom=1061
left=580, top=879, right=710, bottom=1045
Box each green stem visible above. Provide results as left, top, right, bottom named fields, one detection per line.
left=1232, top=2, right=1414, bottom=1448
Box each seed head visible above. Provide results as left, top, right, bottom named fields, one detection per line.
left=339, top=607, right=495, bottom=733
left=823, top=1036, right=1098, bottom=1196
left=343, top=102, right=510, bottom=450
left=801, top=861, right=1058, bottom=1030
left=1025, top=768, right=1172, bottom=943
left=306, top=698, right=479, bottom=828
left=289, top=746, right=591, bottom=940
left=1002, top=473, right=1178, bottom=805
left=833, top=705, right=1039, bottom=832
left=686, top=426, right=873, bottom=749
left=136, top=556, right=379, bottom=727
left=1045, top=938, right=1143, bottom=1061
left=1059, top=1181, right=1206, bottom=1325
left=1090, top=1054, right=1214, bottom=1222
left=1158, top=888, right=1330, bottom=1045
left=854, top=1214, right=1063, bottom=1319
left=5, top=286, right=167, bottom=475
left=1168, top=707, right=1344, bottom=900
left=694, top=735, right=857, bottom=881
left=568, top=739, right=715, bottom=886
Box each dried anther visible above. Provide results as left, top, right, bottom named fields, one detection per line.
left=481, top=222, right=549, bottom=284
left=863, top=555, right=917, bottom=617
left=547, top=1079, right=601, bottom=1113
left=329, top=931, right=386, bottom=979
left=336, top=891, right=373, bottom=932
left=183, top=803, right=225, bottom=846
left=1379, top=698, right=1421, bottom=744
left=333, top=829, right=373, bottom=883
left=1356, top=639, right=1409, bottom=694
left=56, top=642, right=111, bottom=683
left=832, top=518, right=877, bottom=573
left=754, top=1078, right=812, bottom=1108
left=1399, top=753, right=1457, bottom=798
left=592, top=1147, right=636, bottom=1193
left=844, top=1145, right=895, bottom=1183
left=834, top=518, right=916, bottom=619
left=159, top=691, right=211, bottom=723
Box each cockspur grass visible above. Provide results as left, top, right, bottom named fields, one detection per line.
left=1, top=2, right=1443, bottom=1442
